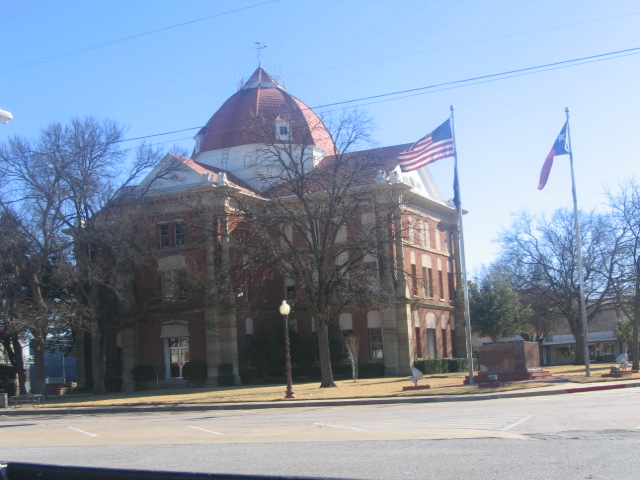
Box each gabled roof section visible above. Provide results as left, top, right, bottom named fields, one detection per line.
left=176, top=155, right=259, bottom=195
left=265, top=144, right=448, bottom=204
left=134, top=154, right=261, bottom=197
left=264, top=144, right=408, bottom=197
left=315, top=144, right=412, bottom=186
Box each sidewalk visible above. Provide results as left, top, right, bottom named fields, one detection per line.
left=4, top=378, right=640, bottom=416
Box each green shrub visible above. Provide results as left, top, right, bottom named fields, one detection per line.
left=182, top=360, right=208, bottom=387
left=105, top=376, right=123, bottom=392
left=447, top=357, right=474, bottom=373
left=413, top=358, right=475, bottom=375
left=218, top=362, right=234, bottom=375
left=131, top=364, right=156, bottom=390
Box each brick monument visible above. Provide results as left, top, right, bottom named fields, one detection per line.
left=466, top=340, right=553, bottom=386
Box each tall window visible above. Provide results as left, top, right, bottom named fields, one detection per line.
left=174, top=223, right=185, bottom=246
left=336, top=251, right=349, bottom=297
left=162, top=269, right=187, bottom=302
left=167, top=337, right=189, bottom=378
left=364, top=261, right=379, bottom=287
left=285, top=277, right=296, bottom=301
left=159, top=224, right=170, bottom=248
left=411, top=264, right=418, bottom=296
left=448, top=260, right=455, bottom=301
left=427, top=329, right=436, bottom=359
left=422, top=266, right=429, bottom=298
left=407, top=219, right=415, bottom=244
left=423, top=222, right=430, bottom=248
left=442, top=327, right=449, bottom=357
left=369, top=328, right=383, bottom=359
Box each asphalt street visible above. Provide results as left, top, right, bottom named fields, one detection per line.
left=2, top=380, right=639, bottom=479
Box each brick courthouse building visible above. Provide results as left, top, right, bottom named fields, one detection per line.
left=77, top=68, right=466, bottom=390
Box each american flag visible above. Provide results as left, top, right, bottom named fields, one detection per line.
left=398, top=119, right=455, bottom=172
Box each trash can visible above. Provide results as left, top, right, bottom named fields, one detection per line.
left=0, top=393, right=8, bottom=408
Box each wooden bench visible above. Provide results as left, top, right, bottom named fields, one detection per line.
left=9, top=394, right=45, bottom=408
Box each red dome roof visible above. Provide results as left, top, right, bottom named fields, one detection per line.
left=193, top=68, right=336, bottom=158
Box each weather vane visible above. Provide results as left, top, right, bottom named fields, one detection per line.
left=253, top=42, right=267, bottom=67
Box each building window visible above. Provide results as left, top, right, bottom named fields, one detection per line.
left=336, top=223, right=347, bottom=244
left=336, top=251, right=349, bottom=297
left=369, top=327, right=383, bottom=359
left=423, top=222, right=430, bottom=248
left=422, top=266, right=429, bottom=298
left=159, top=222, right=185, bottom=248
left=427, top=329, right=436, bottom=359
left=239, top=269, right=250, bottom=302
left=285, top=284, right=296, bottom=302
left=443, top=327, right=449, bottom=357
left=415, top=327, right=423, bottom=358
left=161, top=269, right=187, bottom=302
left=175, top=223, right=185, bottom=246
left=159, top=224, right=170, bottom=248
left=427, top=267, right=434, bottom=298
left=448, top=260, right=455, bottom=301
left=342, top=329, right=354, bottom=360
left=407, top=219, right=415, bottom=244
left=276, top=121, right=291, bottom=140
left=364, top=261, right=379, bottom=287
left=411, top=264, right=418, bottom=297
left=166, top=337, right=189, bottom=378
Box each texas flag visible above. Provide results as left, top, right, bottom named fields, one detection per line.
left=538, top=121, right=570, bottom=190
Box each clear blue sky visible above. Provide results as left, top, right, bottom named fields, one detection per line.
left=2, top=1, right=639, bottom=274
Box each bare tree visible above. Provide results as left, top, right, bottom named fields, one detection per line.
left=517, top=289, right=556, bottom=343
left=0, top=116, right=172, bottom=393
left=233, top=109, right=399, bottom=388
left=0, top=185, right=76, bottom=395
left=344, top=335, right=360, bottom=381
left=498, top=209, right=623, bottom=365
left=607, top=179, right=640, bottom=370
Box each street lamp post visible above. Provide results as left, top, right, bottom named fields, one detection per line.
left=279, top=300, right=296, bottom=399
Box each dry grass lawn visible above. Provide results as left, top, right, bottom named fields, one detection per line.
left=40, top=363, right=640, bottom=409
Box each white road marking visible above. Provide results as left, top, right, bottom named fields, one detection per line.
left=68, top=426, right=99, bottom=437
left=313, top=422, right=365, bottom=431
left=187, top=425, right=223, bottom=435
left=502, top=415, right=533, bottom=431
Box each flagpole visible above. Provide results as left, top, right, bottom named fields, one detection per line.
left=450, top=105, right=475, bottom=385
left=565, top=107, right=591, bottom=376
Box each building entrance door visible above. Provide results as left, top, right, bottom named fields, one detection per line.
left=165, top=337, right=190, bottom=378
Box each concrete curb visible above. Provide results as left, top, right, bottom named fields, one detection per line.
left=3, top=380, right=639, bottom=416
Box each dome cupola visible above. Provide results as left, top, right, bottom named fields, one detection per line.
left=193, top=68, right=335, bottom=159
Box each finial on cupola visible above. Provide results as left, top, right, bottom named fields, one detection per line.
left=253, top=41, right=267, bottom=68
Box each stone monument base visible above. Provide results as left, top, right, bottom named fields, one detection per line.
left=465, top=368, right=554, bottom=386
left=402, top=385, right=431, bottom=391
left=602, top=369, right=638, bottom=378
